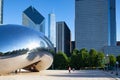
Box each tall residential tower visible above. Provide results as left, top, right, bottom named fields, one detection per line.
left=48, top=13, right=56, bottom=47
left=75, top=0, right=116, bottom=51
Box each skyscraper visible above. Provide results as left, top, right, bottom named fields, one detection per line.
left=56, top=21, right=71, bottom=56
left=110, top=0, right=116, bottom=46
left=48, top=13, right=56, bottom=47
left=75, top=0, right=116, bottom=51
left=22, top=6, right=45, bottom=34
left=71, top=41, right=75, bottom=52
left=0, top=0, right=3, bottom=24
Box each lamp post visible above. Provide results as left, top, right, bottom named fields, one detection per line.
left=116, top=61, right=119, bottom=75
left=103, top=57, right=105, bottom=71
left=106, top=54, right=109, bottom=72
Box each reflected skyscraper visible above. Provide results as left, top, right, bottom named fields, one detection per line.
left=48, top=13, right=56, bottom=47
left=0, top=0, right=3, bottom=24
left=22, top=6, right=45, bottom=34
left=75, top=0, right=116, bottom=51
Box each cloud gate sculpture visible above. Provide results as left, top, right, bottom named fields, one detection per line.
left=0, top=24, right=53, bottom=74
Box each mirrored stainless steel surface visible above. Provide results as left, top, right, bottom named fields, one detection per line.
left=0, top=24, right=53, bottom=74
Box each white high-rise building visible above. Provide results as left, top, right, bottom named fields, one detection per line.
left=75, top=0, right=116, bottom=51
left=48, top=13, right=56, bottom=47
left=0, top=0, right=3, bottom=24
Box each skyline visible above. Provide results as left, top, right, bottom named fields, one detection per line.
left=3, top=0, right=120, bottom=41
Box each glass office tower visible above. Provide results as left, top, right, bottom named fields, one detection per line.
left=75, top=0, right=116, bottom=51
left=110, top=0, right=116, bottom=46
left=48, top=13, right=56, bottom=47
left=22, top=6, right=45, bottom=34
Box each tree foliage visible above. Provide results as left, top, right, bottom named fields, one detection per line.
left=53, top=48, right=117, bottom=70
left=89, top=49, right=97, bottom=67
left=71, top=49, right=80, bottom=69
left=53, top=51, right=69, bottom=69
left=79, top=48, right=89, bottom=67
left=96, top=52, right=105, bottom=67
left=116, top=55, right=120, bottom=66
left=109, top=55, right=116, bottom=67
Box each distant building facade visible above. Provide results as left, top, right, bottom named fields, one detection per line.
left=71, top=41, right=75, bottom=52
left=22, top=6, right=45, bottom=34
left=75, top=0, right=116, bottom=51
left=103, top=46, right=120, bottom=56
left=0, top=0, right=3, bottom=24
left=56, top=21, right=71, bottom=56
left=48, top=13, right=56, bottom=47
left=110, top=0, right=116, bottom=46
left=117, top=41, right=120, bottom=46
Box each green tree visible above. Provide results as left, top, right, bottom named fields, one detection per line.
left=89, top=49, right=97, bottom=67
left=116, top=55, right=120, bottom=66
left=109, top=55, right=116, bottom=67
left=71, top=49, right=80, bottom=69
left=96, top=52, right=105, bottom=68
left=0, top=52, right=3, bottom=56
left=53, top=51, right=69, bottom=69
left=79, top=48, right=89, bottom=67
left=72, top=48, right=79, bottom=55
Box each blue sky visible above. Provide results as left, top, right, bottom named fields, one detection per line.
left=3, top=0, right=120, bottom=41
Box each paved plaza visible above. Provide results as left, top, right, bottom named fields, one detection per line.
left=0, top=70, right=119, bottom=80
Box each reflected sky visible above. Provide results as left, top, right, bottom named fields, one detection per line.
left=0, top=24, right=53, bottom=53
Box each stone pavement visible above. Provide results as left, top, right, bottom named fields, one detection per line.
left=104, top=70, right=120, bottom=80
left=0, top=70, right=118, bottom=80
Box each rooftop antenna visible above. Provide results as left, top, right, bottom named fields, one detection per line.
left=29, top=0, right=34, bottom=12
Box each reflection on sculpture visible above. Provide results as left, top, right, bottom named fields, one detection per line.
left=0, top=24, right=53, bottom=74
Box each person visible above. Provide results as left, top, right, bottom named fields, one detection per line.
left=68, top=66, right=71, bottom=73
left=72, top=68, right=75, bottom=72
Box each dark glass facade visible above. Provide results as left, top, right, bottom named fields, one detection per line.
left=56, top=22, right=71, bottom=56
left=109, top=0, right=116, bottom=46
